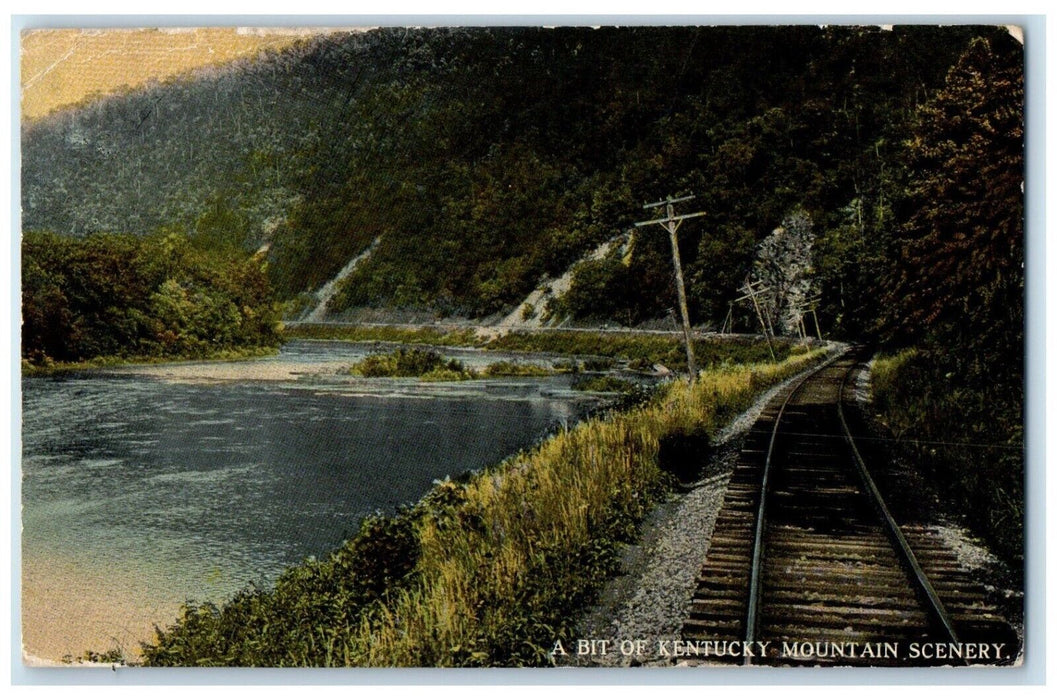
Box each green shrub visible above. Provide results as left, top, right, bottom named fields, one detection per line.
left=351, top=347, right=469, bottom=378
left=482, top=361, right=554, bottom=377
left=421, top=367, right=473, bottom=382
left=571, top=375, right=637, bottom=393
left=551, top=359, right=581, bottom=373
left=142, top=510, right=420, bottom=667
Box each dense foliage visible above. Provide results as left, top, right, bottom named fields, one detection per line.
left=871, top=35, right=1024, bottom=569
left=872, top=351, right=1023, bottom=569
left=881, top=35, right=1024, bottom=388
left=22, top=230, right=282, bottom=365
left=22, top=25, right=1002, bottom=329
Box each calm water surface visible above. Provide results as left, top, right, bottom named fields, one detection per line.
left=21, top=340, right=602, bottom=659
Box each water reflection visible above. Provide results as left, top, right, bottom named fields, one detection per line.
left=22, top=342, right=600, bottom=616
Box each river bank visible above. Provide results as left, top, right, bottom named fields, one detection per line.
left=20, top=346, right=280, bottom=378
left=141, top=344, right=829, bottom=666
left=22, top=340, right=604, bottom=665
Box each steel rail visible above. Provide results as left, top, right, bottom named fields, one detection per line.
left=742, top=349, right=846, bottom=664
left=836, top=362, right=962, bottom=646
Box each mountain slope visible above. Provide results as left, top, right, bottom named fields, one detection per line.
left=22, top=25, right=1011, bottom=331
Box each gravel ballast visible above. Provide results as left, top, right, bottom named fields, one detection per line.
left=559, top=355, right=837, bottom=667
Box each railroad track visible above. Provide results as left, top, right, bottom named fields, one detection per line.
left=681, top=351, right=1017, bottom=667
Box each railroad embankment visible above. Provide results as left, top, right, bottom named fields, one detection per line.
left=287, top=323, right=794, bottom=372
left=142, top=344, right=830, bottom=667
left=870, top=350, right=1023, bottom=572
left=563, top=349, right=846, bottom=666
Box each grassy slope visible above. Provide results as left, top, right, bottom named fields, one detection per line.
left=288, top=323, right=485, bottom=348
left=870, top=350, right=1023, bottom=571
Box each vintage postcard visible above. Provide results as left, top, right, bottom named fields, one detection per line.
left=18, top=23, right=1025, bottom=671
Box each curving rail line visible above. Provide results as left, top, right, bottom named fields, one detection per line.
left=743, top=351, right=845, bottom=653
left=681, top=351, right=1016, bottom=667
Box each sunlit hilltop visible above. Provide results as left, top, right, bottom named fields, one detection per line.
left=20, top=27, right=352, bottom=121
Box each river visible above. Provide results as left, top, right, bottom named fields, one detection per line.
left=20, top=340, right=607, bottom=663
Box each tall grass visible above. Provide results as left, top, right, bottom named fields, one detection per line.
left=348, top=350, right=823, bottom=666
left=143, top=348, right=826, bottom=667
left=871, top=349, right=1023, bottom=570
left=487, top=330, right=797, bottom=370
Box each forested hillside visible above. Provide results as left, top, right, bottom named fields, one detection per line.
left=22, top=25, right=1019, bottom=334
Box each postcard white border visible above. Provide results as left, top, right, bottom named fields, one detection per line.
left=3, top=7, right=1049, bottom=691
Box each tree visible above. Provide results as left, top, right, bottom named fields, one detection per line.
left=881, top=34, right=1024, bottom=386
left=22, top=230, right=282, bottom=365
left=872, top=34, right=1025, bottom=568
left=687, top=221, right=755, bottom=326
left=21, top=233, right=76, bottom=362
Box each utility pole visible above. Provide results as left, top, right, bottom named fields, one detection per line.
left=804, top=295, right=824, bottom=340
left=635, top=194, right=704, bottom=383
left=733, top=280, right=777, bottom=361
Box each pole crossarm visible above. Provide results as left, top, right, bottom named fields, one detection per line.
left=643, top=194, right=695, bottom=209
left=733, top=286, right=772, bottom=303
left=730, top=278, right=777, bottom=361
left=634, top=211, right=706, bottom=228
